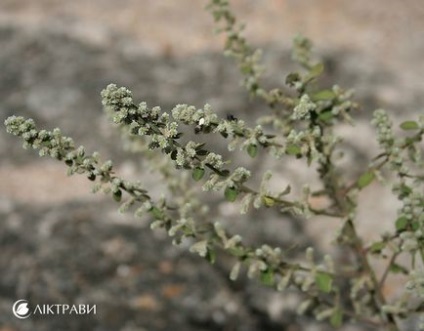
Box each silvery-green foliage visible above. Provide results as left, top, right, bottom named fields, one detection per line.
left=4, top=1, right=424, bottom=330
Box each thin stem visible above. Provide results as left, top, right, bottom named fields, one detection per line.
left=378, top=251, right=401, bottom=291
left=347, top=221, right=400, bottom=330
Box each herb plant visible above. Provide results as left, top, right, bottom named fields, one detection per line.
left=4, top=1, right=424, bottom=329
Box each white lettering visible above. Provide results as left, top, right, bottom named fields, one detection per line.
left=69, top=305, right=78, bottom=315
left=78, top=305, right=86, bottom=314
left=61, top=304, right=70, bottom=314
left=34, top=305, right=43, bottom=315
left=23, top=302, right=97, bottom=316
left=87, top=305, right=96, bottom=315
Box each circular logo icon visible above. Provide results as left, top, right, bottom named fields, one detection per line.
left=13, top=300, right=31, bottom=319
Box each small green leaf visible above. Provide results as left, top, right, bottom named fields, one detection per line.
left=318, top=110, right=334, bottom=122
left=305, top=63, right=324, bottom=82
left=369, top=241, right=386, bottom=254
left=389, top=263, right=409, bottom=275
left=357, top=171, right=375, bottom=189
left=87, top=173, right=96, bottom=181
left=149, top=207, right=163, bottom=220
left=260, top=269, right=275, bottom=287
left=224, top=186, right=239, bottom=202
left=315, top=272, right=333, bottom=293
left=241, top=64, right=254, bottom=75
left=412, top=221, right=420, bottom=231
left=262, top=195, right=275, bottom=207
left=228, top=247, right=246, bottom=258
left=398, top=184, right=412, bottom=199
left=312, top=89, right=336, bottom=101
left=206, top=248, right=216, bottom=264
left=213, top=168, right=230, bottom=177
left=113, top=189, right=122, bottom=202
left=196, top=149, right=208, bottom=156
left=247, top=144, right=258, bottom=158
left=330, top=308, right=343, bottom=328
left=192, top=167, right=205, bottom=181
left=400, top=121, right=420, bottom=131
left=395, top=216, right=408, bottom=232
left=286, top=144, right=301, bottom=156
left=286, top=72, right=301, bottom=86
left=195, top=143, right=206, bottom=150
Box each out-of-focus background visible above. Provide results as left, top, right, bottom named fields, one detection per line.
left=0, top=1, right=423, bottom=330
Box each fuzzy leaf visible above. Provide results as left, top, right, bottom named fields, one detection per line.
left=400, top=121, right=420, bottom=131
left=330, top=308, right=343, bottom=328
left=412, top=221, right=420, bottom=231
left=286, top=144, right=301, bottom=156
left=213, top=168, right=230, bottom=177
left=196, top=149, right=208, bottom=156
left=286, top=72, right=301, bottom=86
left=318, top=110, right=333, bottom=122
left=312, top=89, right=336, bottom=101
left=304, top=63, right=324, bottom=82
left=206, top=248, right=216, bottom=264
left=315, top=272, right=333, bottom=293
left=262, top=195, right=275, bottom=207
left=228, top=246, right=246, bottom=258
left=224, top=186, right=239, bottom=202
left=149, top=207, right=163, bottom=220
left=260, top=269, right=275, bottom=287
left=247, top=144, right=258, bottom=158
left=389, top=263, right=408, bottom=275
left=369, top=241, right=386, bottom=254
left=398, top=184, right=412, bottom=199
left=192, top=167, right=205, bottom=181
left=113, top=189, right=122, bottom=202
left=357, top=171, right=375, bottom=189
left=395, top=216, right=408, bottom=232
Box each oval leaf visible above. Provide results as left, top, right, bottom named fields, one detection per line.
left=369, top=241, right=386, bottom=254
left=286, top=144, right=301, bottom=156
left=312, top=89, right=336, bottom=101
left=412, top=221, right=420, bottom=231
left=315, top=272, right=333, bottom=293
left=192, top=167, right=205, bottom=181
left=400, top=121, right=419, bottom=131
left=224, top=186, right=239, bottom=202
left=395, top=216, right=408, bottom=232
left=206, top=248, right=216, bottom=264
left=247, top=144, right=258, bottom=158
left=113, top=189, right=122, bottom=202
left=305, top=63, right=324, bottom=82
left=262, top=195, right=275, bottom=207
left=330, top=308, right=343, bottom=328
left=357, top=171, right=375, bottom=189
left=260, top=269, right=275, bottom=287
left=389, top=262, right=408, bottom=275
left=318, top=110, right=333, bottom=122
left=149, top=207, right=163, bottom=220
left=286, top=72, right=301, bottom=86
